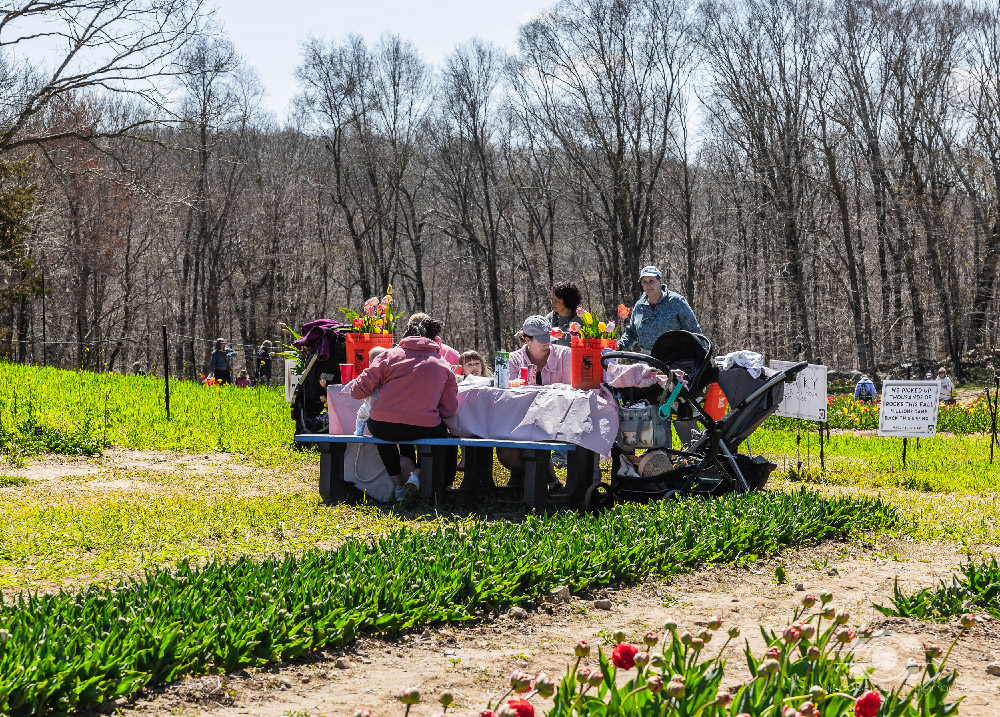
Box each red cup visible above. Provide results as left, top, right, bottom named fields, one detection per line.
left=339, top=364, right=355, bottom=383
left=520, top=367, right=529, bottom=381
left=452, top=364, right=462, bottom=374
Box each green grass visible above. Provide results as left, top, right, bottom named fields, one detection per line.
left=0, top=477, right=27, bottom=488
left=0, top=491, right=898, bottom=717
left=0, top=362, right=294, bottom=462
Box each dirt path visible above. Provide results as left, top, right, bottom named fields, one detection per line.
left=115, top=538, right=1000, bottom=717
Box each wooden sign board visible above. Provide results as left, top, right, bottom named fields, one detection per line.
left=770, top=361, right=828, bottom=422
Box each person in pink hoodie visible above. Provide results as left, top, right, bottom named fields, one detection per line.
left=349, top=316, right=458, bottom=501
left=407, top=312, right=461, bottom=366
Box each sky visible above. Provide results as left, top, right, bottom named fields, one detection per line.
left=210, top=0, right=554, bottom=118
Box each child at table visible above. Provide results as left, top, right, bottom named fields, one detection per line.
left=354, top=346, right=388, bottom=435
left=458, top=350, right=492, bottom=381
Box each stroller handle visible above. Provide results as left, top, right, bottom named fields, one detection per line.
left=783, top=361, right=809, bottom=381
left=600, top=351, right=671, bottom=374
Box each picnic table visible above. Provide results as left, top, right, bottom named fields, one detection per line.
left=298, top=380, right=620, bottom=510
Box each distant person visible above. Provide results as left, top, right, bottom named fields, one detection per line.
left=546, top=281, right=582, bottom=347
left=208, top=338, right=235, bottom=385
left=937, top=366, right=955, bottom=404
left=854, top=374, right=878, bottom=402
left=235, top=369, right=251, bottom=388
left=132, top=361, right=145, bottom=376
left=619, top=266, right=701, bottom=354
left=256, top=340, right=274, bottom=387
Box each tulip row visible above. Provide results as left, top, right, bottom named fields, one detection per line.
left=0, top=491, right=897, bottom=716
left=876, top=557, right=1000, bottom=621
left=381, top=592, right=972, bottom=717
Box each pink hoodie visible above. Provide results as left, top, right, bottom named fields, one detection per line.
left=351, top=336, right=458, bottom=427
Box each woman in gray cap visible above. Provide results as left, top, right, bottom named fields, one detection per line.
left=619, top=266, right=701, bottom=354
left=508, top=315, right=572, bottom=385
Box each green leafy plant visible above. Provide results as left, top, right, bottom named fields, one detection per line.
left=875, top=558, right=1000, bottom=621
left=0, top=492, right=896, bottom=715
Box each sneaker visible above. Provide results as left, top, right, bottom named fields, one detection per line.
left=393, top=485, right=408, bottom=502
left=404, top=473, right=420, bottom=498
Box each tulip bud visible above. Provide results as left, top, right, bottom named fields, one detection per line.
left=782, top=707, right=800, bottom=717
left=396, top=687, right=420, bottom=705
left=858, top=624, right=874, bottom=638
left=0, top=629, right=10, bottom=644
left=782, top=626, right=800, bottom=644
left=690, top=637, right=704, bottom=651
left=663, top=619, right=678, bottom=632
left=765, top=645, right=782, bottom=660
left=353, top=709, right=373, bottom=717
left=800, top=702, right=819, bottom=717
left=961, top=613, right=977, bottom=629
left=819, top=590, right=833, bottom=604
left=697, top=628, right=711, bottom=643
left=665, top=680, right=685, bottom=698
left=643, top=631, right=658, bottom=647
left=575, top=640, right=591, bottom=657
left=715, top=691, right=733, bottom=706
left=576, top=667, right=592, bottom=683
left=650, top=653, right=666, bottom=668
left=708, top=617, right=723, bottom=631
left=497, top=706, right=515, bottom=717
left=634, top=652, right=649, bottom=669
left=905, top=658, right=921, bottom=675
left=613, top=630, right=627, bottom=643
left=670, top=674, right=685, bottom=683
left=646, top=675, right=663, bottom=693
left=801, top=594, right=817, bottom=608
left=835, top=628, right=855, bottom=644
left=809, top=685, right=826, bottom=700
left=510, top=670, right=532, bottom=693
left=534, top=672, right=555, bottom=698
left=728, top=625, right=741, bottom=639
left=923, top=643, right=942, bottom=659
left=806, top=646, right=821, bottom=660
left=588, top=671, right=603, bottom=687
left=822, top=606, right=836, bottom=620
left=835, top=609, right=850, bottom=625
left=760, top=658, right=780, bottom=675
left=680, top=631, right=693, bottom=645
left=799, top=623, right=816, bottom=640
left=439, top=692, right=454, bottom=707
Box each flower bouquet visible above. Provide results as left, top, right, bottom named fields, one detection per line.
left=556, top=304, right=628, bottom=390
left=340, top=286, right=402, bottom=374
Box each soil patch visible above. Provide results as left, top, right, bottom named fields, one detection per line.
left=114, top=537, right=1000, bottom=717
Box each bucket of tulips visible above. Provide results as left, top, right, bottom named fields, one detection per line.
left=340, top=286, right=402, bottom=375
left=560, top=304, right=628, bottom=390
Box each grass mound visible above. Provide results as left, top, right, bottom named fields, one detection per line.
left=0, top=491, right=896, bottom=716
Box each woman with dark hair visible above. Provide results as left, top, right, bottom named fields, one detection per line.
left=349, top=316, right=458, bottom=502
left=546, top=281, right=582, bottom=347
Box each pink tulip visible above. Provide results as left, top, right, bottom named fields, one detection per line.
left=606, top=321, right=616, bottom=333
left=569, top=322, right=581, bottom=333
left=365, top=303, right=377, bottom=317
left=576, top=306, right=585, bottom=316
left=550, top=327, right=565, bottom=339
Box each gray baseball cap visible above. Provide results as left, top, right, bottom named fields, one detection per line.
left=639, top=265, right=662, bottom=280
left=521, top=315, right=552, bottom=344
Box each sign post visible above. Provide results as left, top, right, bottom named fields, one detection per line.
left=770, top=362, right=828, bottom=472
left=877, top=380, right=940, bottom=469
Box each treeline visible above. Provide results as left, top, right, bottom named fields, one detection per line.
left=1, top=0, right=999, bottom=379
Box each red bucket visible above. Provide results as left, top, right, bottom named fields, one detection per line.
left=345, top=333, right=394, bottom=376
left=571, top=337, right=616, bottom=390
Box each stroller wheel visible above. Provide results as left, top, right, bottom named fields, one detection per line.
left=584, top=482, right=612, bottom=513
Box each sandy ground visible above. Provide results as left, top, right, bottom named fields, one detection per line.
left=67, top=537, right=994, bottom=717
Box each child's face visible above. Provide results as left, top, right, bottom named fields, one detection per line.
left=463, top=360, right=483, bottom=376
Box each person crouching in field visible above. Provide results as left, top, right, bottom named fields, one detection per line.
left=235, top=369, right=251, bottom=388
left=347, top=316, right=458, bottom=502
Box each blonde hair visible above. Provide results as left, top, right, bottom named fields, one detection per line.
left=369, top=345, right=388, bottom=362
left=459, top=350, right=493, bottom=377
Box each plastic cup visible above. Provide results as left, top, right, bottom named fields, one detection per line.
left=452, top=364, right=462, bottom=374
left=520, top=367, right=529, bottom=381
left=340, top=364, right=355, bottom=383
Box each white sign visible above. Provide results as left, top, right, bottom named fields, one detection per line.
left=284, top=359, right=300, bottom=403
left=878, top=381, right=940, bottom=437
left=770, top=361, right=828, bottom=422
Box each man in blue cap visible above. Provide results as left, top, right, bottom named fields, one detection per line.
left=619, top=266, right=701, bottom=354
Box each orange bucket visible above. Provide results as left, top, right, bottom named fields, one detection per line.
left=571, top=337, right=616, bottom=390
left=345, top=332, right=394, bottom=377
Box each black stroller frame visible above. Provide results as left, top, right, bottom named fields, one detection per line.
left=587, top=331, right=807, bottom=510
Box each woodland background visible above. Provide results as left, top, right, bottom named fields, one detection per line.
left=2, top=0, right=999, bottom=380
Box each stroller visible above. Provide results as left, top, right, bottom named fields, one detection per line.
left=585, top=331, right=806, bottom=511
left=290, top=321, right=348, bottom=438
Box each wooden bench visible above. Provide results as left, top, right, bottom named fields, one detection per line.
left=294, top=434, right=598, bottom=510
